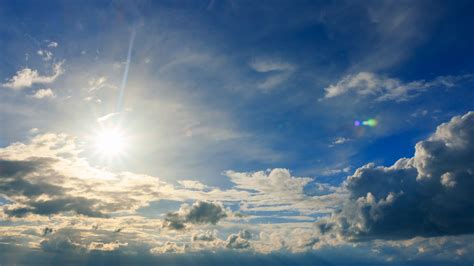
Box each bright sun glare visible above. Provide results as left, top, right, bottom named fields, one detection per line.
left=95, top=128, right=127, bottom=157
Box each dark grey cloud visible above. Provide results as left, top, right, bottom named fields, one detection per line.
left=318, top=111, right=474, bottom=240
left=5, top=197, right=107, bottom=218
left=0, top=158, right=106, bottom=218
left=185, top=201, right=227, bottom=224
left=164, top=201, right=227, bottom=230
left=0, top=158, right=63, bottom=198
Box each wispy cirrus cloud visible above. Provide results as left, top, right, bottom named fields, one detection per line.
left=323, top=72, right=473, bottom=102
left=249, top=58, right=295, bottom=91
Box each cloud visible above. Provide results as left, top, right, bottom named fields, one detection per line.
left=226, top=230, right=252, bottom=249
left=164, top=201, right=227, bottom=230
left=47, top=41, right=58, bottom=48
left=322, top=72, right=472, bottom=102
left=249, top=58, right=295, bottom=91
left=318, top=111, right=474, bottom=240
left=2, top=62, right=64, bottom=90
left=88, top=241, right=128, bottom=251
left=37, top=50, right=53, bottom=61
left=0, top=158, right=106, bottom=218
left=192, top=230, right=217, bottom=241
left=178, top=180, right=208, bottom=190
left=150, top=242, right=187, bottom=254
left=31, top=88, right=55, bottom=99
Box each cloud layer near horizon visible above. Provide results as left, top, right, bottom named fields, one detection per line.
left=0, top=112, right=473, bottom=263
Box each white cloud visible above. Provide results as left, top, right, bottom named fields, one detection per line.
left=37, top=50, right=53, bottom=61
left=317, top=111, right=474, bottom=240
left=2, top=62, right=64, bottom=90
left=332, top=137, right=350, bottom=145
left=250, top=58, right=295, bottom=91
left=47, top=41, right=58, bottom=48
left=323, top=72, right=472, bottom=102
left=31, top=88, right=55, bottom=99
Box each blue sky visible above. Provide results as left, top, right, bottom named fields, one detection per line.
left=0, top=0, right=474, bottom=265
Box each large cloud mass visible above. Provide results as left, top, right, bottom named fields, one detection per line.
left=319, top=112, right=474, bottom=240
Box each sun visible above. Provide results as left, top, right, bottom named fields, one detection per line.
left=94, top=127, right=127, bottom=157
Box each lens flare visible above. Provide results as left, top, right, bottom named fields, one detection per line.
left=354, top=118, right=378, bottom=127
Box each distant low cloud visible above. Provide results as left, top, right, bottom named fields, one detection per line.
left=31, top=88, right=55, bottom=99
left=226, top=229, right=252, bottom=249
left=323, top=72, right=472, bottom=102
left=2, top=62, right=64, bottom=90
left=318, top=111, right=474, bottom=240
left=164, top=201, right=227, bottom=230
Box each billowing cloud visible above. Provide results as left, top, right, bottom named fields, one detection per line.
left=164, top=201, right=227, bottom=230
left=192, top=230, right=217, bottom=241
left=323, top=72, right=472, bottom=101
left=2, top=62, right=64, bottom=90
left=318, top=111, right=474, bottom=240
left=226, top=229, right=252, bottom=249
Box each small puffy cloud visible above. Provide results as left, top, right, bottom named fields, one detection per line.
left=2, top=62, right=64, bottom=90
left=192, top=230, right=217, bottom=241
left=37, top=50, right=53, bottom=61
left=88, top=241, right=128, bottom=251
left=31, top=88, right=55, bottom=99
left=330, top=137, right=350, bottom=147
left=318, top=111, right=474, bottom=240
left=47, top=41, right=58, bottom=48
left=164, top=201, right=227, bottom=230
left=225, top=230, right=252, bottom=249
left=323, top=72, right=472, bottom=102
left=150, top=242, right=187, bottom=254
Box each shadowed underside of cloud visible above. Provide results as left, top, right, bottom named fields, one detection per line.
left=318, top=111, right=474, bottom=240
left=163, top=201, right=228, bottom=230
left=0, top=158, right=107, bottom=218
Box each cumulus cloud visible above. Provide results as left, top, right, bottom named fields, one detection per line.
left=0, top=158, right=106, bottom=218
left=31, top=88, right=55, bottom=99
left=164, top=201, right=227, bottom=230
left=150, top=242, right=187, bottom=254
left=318, top=111, right=474, bottom=240
left=2, top=62, right=64, bottom=90
left=322, top=72, right=472, bottom=102
left=88, top=241, right=128, bottom=251
left=226, top=230, right=252, bottom=249
left=192, top=230, right=217, bottom=241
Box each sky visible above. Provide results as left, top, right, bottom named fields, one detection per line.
left=0, top=0, right=474, bottom=265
